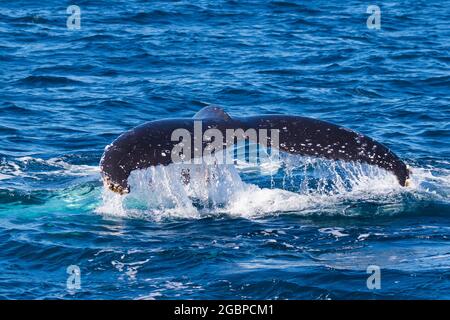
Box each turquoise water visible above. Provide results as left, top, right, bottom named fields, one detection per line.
left=0, top=0, right=449, bottom=299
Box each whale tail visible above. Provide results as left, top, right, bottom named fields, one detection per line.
left=100, top=106, right=410, bottom=193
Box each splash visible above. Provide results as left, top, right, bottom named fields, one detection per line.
left=97, top=154, right=450, bottom=220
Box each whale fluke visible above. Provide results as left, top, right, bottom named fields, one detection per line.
left=100, top=106, right=410, bottom=194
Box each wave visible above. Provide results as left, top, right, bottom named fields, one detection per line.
left=131, top=10, right=178, bottom=23
left=0, top=156, right=99, bottom=181
left=16, top=75, right=87, bottom=86
left=269, top=1, right=321, bottom=15
left=0, top=102, right=42, bottom=115
left=0, top=156, right=100, bottom=213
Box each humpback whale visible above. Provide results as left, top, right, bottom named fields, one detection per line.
left=100, top=106, right=410, bottom=194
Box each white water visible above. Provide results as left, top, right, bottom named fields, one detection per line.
left=96, top=155, right=450, bottom=221
left=0, top=156, right=99, bottom=180
left=1, top=155, right=448, bottom=220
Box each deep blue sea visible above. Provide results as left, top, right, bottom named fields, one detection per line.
left=0, top=0, right=449, bottom=299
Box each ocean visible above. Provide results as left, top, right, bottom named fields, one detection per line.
left=0, top=0, right=449, bottom=299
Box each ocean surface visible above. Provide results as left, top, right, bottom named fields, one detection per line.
left=0, top=0, right=449, bottom=299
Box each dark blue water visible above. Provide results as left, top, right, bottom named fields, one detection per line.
left=1, top=0, right=449, bottom=299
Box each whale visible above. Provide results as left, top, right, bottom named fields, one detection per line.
left=100, top=106, right=411, bottom=194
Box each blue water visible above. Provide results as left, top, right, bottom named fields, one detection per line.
left=0, top=0, right=449, bottom=299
